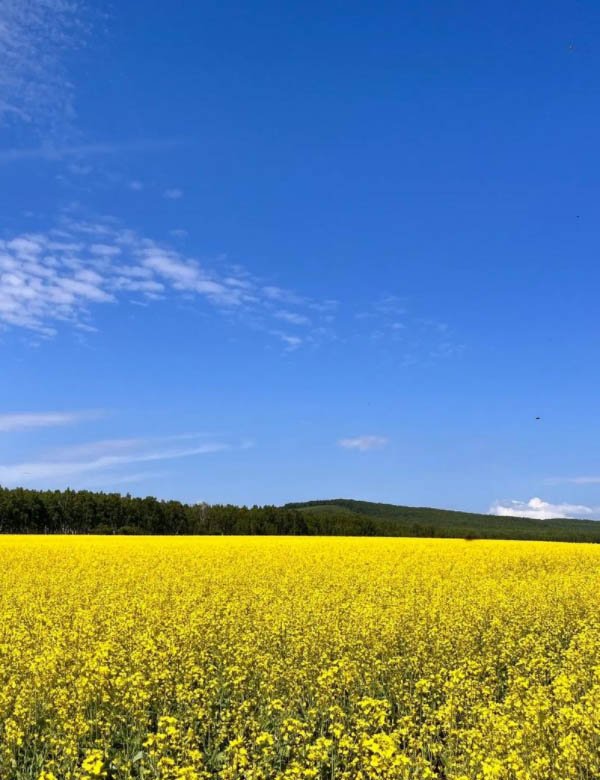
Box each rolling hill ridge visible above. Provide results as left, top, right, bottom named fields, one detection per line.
left=284, top=498, right=600, bottom=542
left=1, top=487, right=599, bottom=542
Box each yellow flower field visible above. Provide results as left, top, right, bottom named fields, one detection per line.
left=1, top=536, right=600, bottom=780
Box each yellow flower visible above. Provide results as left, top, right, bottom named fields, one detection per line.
left=2, top=536, right=600, bottom=779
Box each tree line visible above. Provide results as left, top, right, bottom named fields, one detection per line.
left=2, top=487, right=600, bottom=541
left=0, top=487, right=378, bottom=536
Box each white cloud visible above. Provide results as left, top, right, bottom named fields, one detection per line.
left=164, top=188, right=183, bottom=200
left=0, top=410, right=102, bottom=432
left=0, top=434, right=230, bottom=486
left=129, top=180, right=144, bottom=191
left=489, top=497, right=600, bottom=521
left=338, top=435, right=388, bottom=451
left=0, top=217, right=326, bottom=345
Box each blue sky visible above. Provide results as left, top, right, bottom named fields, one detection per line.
left=1, top=0, right=599, bottom=519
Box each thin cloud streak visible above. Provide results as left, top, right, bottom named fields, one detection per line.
left=77, top=471, right=167, bottom=490
left=545, top=475, right=600, bottom=485
left=49, top=433, right=215, bottom=460
left=0, top=138, right=183, bottom=165
left=338, top=435, right=389, bottom=451
left=0, top=440, right=230, bottom=486
left=0, top=410, right=104, bottom=432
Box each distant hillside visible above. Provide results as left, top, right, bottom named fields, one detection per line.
left=284, top=498, right=600, bottom=542
left=1, top=487, right=600, bottom=541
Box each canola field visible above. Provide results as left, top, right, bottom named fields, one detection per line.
left=2, top=537, right=600, bottom=780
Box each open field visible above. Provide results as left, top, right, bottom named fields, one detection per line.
left=2, top=537, right=600, bottom=780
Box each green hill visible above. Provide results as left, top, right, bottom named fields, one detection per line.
left=1, top=486, right=600, bottom=542
left=284, top=498, right=600, bottom=542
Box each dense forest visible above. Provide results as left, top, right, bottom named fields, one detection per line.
left=1, top=488, right=600, bottom=542
left=0, top=488, right=376, bottom=536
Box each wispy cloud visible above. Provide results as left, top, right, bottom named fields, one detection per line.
left=164, top=188, right=183, bottom=200
left=51, top=432, right=212, bottom=460
left=545, top=475, right=600, bottom=485
left=0, top=410, right=103, bottom=432
left=0, top=434, right=230, bottom=486
left=0, top=0, right=83, bottom=130
left=489, top=497, right=600, bottom=521
left=275, top=310, right=310, bottom=326
left=261, top=286, right=307, bottom=306
left=355, top=295, right=464, bottom=365
left=0, top=216, right=460, bottom=358
left=267, top=330, right=304, bottom=351
left=0, top=216, right=328, bottom=345
left=77, top=471, right=166, bottom=490
left=338, top=435, right=388, bottom=451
